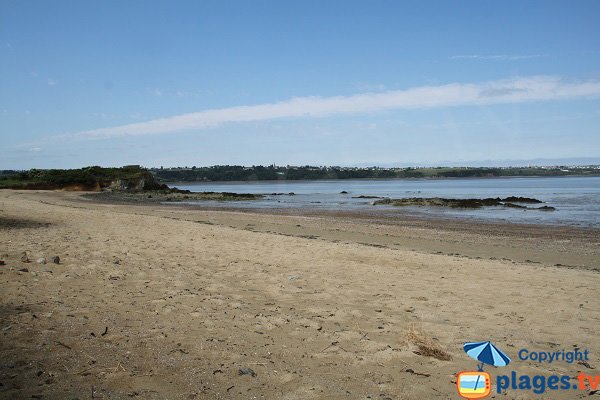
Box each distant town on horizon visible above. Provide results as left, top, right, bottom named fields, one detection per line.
left=2, top=164, right=599, bottom=190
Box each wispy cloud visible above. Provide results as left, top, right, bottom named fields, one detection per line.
left=47, top=76, right=600, bottom=141
left=47, top=78, right=57, bottom=86
left=451, top=54, right=545, bottom=60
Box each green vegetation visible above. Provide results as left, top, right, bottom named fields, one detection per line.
left=1, top=164, right=598, bottom=190
left=0, top=165, right=164, bottom=190
left=151, top=165, right=600, bottom=182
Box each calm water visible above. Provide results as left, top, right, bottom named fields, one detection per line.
left=169, top=176, right=600, bottom=228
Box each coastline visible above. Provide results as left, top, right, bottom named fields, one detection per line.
left=164, top=175, right=600, bottom=230
left=163, top=173, right=600, bottom=185
left=1, top=190, right=599, bottom=399
left=83, top=190, right=600, bottom=270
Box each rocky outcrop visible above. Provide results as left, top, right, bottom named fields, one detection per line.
left=373, top=197, right=555, bottom=211
left=105, top=172, right=167, bottom=191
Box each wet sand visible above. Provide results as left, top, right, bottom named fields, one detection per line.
left=1, top=190, right=599, bottom=399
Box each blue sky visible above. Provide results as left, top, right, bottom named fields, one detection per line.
left=1, top=0, right=599, bottom=168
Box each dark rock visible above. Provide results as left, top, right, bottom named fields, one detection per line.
left=52, top=256, right=60, bottom=264
left=238, top=367, right=256, bottom=377
left=340, top=191, right=348, bottom=194
left=373, top=196, right=546, bottom=209
left=501, top=196, right=543, bottom=204
left=503, top=202, right=526, bottom=209
left=536, top=206, right=556, bottom=211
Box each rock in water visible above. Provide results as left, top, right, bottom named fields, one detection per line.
left=37, top=257, right=47, bottom=264
left=537, top=206, right=556, bottom=211
left=52, top=256, right=60, bottom=264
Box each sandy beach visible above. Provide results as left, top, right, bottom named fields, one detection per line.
left=1, top=190, right=599, bottom=399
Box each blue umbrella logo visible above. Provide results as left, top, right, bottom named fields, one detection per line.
left=464, top=341, right=511, bottom=371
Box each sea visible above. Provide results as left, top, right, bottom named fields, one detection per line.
left=168, top=176, right=600, bottom=228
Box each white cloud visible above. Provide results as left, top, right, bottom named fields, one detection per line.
left=153, top=89, right=162, bottom=97
left=53, top=76, right=600, bottom=140
left=47, top=78, right=57, bottom=86
left=451, top=54, right=545, bottom=60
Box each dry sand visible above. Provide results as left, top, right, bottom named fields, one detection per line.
left=0, top=190, right=599, bottom=399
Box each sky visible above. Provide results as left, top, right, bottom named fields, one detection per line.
left=1, top=0, right=599, bottom=169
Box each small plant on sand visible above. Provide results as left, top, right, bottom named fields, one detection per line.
left=402, top=324, right=452, bottom=361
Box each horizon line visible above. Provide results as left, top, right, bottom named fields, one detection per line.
left=3, top=161, right=600, bottom=171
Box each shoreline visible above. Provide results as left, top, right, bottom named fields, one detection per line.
left=15, top=190, right=600, bottom=270
left=83, top=188, right=600, bottom=230
left=84, top=188, right=600, bottom=232
left=162, top=175, right=600, bottom=230
left=153, top=204, right=600, bottom=271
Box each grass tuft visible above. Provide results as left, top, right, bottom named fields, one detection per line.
left=403, top=325, right=452, bottom=361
